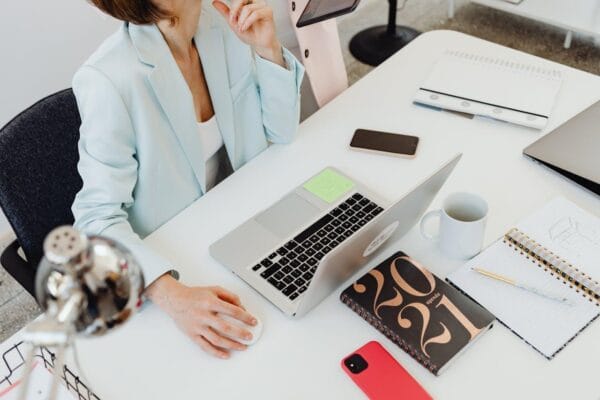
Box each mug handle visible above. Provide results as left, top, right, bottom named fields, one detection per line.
left=420, top=210, right=441, bottom=241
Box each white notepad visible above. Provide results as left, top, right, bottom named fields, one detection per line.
left=414, top=50, right=563, bottom=129
left=448, top=198, right=600, bottom=359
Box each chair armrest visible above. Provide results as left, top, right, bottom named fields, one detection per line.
left=1, top=239, right=36, bottom=297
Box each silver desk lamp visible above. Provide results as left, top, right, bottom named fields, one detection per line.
left=18, top=226, right=144, bottom=400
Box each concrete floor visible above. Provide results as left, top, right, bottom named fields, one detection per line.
left=0, top=234, right=40, bottom=342
left=2, top=0, right=600, bottom=342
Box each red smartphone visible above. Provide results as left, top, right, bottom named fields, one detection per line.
left=341, top=341, right=432, bottom=400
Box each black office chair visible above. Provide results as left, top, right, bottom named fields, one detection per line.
left=350, top=0, right=420, bottom=66
left=0, top=89, right=82, bottom=296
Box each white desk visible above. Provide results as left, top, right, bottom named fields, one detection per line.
left=76, top=31, right=600, bottom=400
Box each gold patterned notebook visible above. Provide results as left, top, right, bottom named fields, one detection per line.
left=341, top=252, right=494, bottom=375
left=449, top=197, right=600, bottom=359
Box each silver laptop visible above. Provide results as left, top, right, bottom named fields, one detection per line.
left=210, top=154, right=461, bottom=318
left=524, top=100, right=600, bottom=196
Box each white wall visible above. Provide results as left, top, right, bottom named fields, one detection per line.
left=0, top=0, right=120, bottom=237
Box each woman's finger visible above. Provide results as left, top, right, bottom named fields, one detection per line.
left=237, top=3, right=262, bottom=30
left=193, top=335, right=230, bottom=359
left=209, top=314, right=253, bottom=342
left=215, top=299, right=257, bottom=326
left=240, top=8, right=271, bottom=31
left=229, top=0, right=248, bottom=23
left=202, top=327, right=247, bottom=351
left=212, top=0, right=230, bottom=19
left=211, top=286, right=242, bottom=306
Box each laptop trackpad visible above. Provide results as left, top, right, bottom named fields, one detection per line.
left=255, top=192, right=320, bottom=239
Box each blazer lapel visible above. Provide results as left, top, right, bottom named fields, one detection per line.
left=129, top=23, right=208, bottom=193
left=194, top=13, right=239, bottom=170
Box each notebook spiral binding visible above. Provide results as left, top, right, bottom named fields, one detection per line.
left=340, top=293, right=440, bottom=374
left=504, top=227, right=600, bottom=306
left=445, top=50, right=562, bottom=79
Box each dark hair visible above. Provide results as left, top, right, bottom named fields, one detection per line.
left=89, top=0, right=171, bottom=24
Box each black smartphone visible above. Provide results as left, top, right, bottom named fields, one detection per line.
left=350, top=129, right=419, bottom=158
left=296, top=0, right=361, bottom=28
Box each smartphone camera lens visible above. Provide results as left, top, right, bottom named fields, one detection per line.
left=344, top=354, right=368, bottom=374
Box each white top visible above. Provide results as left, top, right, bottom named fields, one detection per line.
left=197, top=116, right=224, bottom=191
left=71, top=31, right=600, bottom=400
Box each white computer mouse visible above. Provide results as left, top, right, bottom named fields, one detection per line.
left=218, top=312, right=263, bottom=346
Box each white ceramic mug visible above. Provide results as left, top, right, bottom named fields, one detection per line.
left=420, top=192, right=488, bottom=259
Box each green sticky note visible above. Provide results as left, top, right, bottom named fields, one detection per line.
left=303, top=168, right=354, bottom=203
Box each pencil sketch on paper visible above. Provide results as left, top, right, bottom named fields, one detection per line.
left=548, top=216, right=600, bottom=257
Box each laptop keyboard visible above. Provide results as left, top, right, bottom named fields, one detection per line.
left=251, top=193, right=383, bottom=301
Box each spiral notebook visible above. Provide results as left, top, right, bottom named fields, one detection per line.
left=341, top=252, right=495, bottom=375
left=448, top=197, right=600, bottom=359
left=414, top=50, right=563, bottom=129
left=0, top=316, right=100, bottom=400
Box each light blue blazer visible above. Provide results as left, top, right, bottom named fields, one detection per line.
left=72, top=8, right=304, bottom=285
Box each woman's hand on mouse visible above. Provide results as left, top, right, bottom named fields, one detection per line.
left=212, top=0, right=285, bottom=67
left=146, top=274, right=257, bottom=359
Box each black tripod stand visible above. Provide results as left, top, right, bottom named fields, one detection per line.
left=349, top=0, right=420, bottom=66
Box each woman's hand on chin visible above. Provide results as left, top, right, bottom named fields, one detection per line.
left=212, top=0, right=285, bottom=67
left=145, top=274, right=258, bottom=359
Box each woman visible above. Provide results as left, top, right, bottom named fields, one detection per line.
left=72, top=0, right=303, bottom=359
